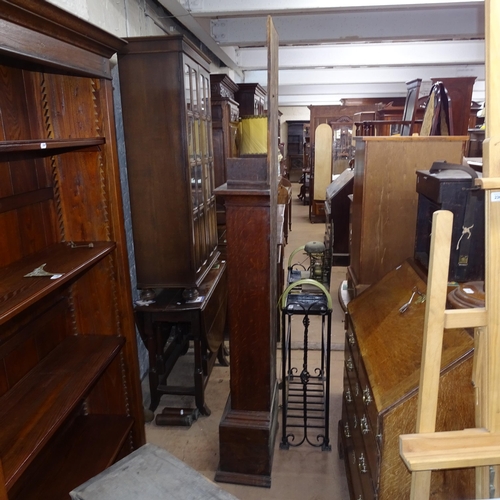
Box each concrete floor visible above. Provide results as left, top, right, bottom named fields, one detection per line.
left=145, top=184, right=350, bottom=499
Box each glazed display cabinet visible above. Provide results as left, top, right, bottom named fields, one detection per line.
left=118, top=36, right=219, bottom=298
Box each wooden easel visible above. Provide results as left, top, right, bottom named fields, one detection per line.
left=399, top=1, right=500, bottom=497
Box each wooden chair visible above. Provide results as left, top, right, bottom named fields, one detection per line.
left=354, top=78, right=422, bottom=136
left=400, top=78, right=423, bottom=135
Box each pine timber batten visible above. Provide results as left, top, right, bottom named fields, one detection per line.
left=475, top=176, right=500, bottom=190
left=401, top=429, right=500, bottom=471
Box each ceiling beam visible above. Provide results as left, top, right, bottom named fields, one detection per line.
left=210, top=5, right=484, bottom=46
left=179, top=0, right=484, bottom=17
left=235, top=40, right=485, bottom=70
left=244, top=64, right=484, bottom=86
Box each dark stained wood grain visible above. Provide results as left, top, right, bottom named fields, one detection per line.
left=0, top=335, right=124, bottom=490
left=11, top=415, right=134, bottom=500
left=0, top=4, right=145, bottom=496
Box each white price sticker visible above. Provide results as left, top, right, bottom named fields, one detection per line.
left=40, top=142, right=47, bottom=149
left=491, top=192, right=500, bottom=202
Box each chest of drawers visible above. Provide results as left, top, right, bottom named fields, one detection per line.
left=339, top=260, right=475, bottom=499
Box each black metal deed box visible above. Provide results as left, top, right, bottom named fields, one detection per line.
left=414, top=162, right=484, bottom=282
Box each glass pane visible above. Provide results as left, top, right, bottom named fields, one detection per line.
left=193, top=119, right=200, bottom=160
left=190, top=163, right=198, bottom=209
left=192, top=214, right=201, bottom=272
left=184, top=64, right=191, bottom=111
left=191, top=67, right=198, bottom=112
left=200, top=117, right=207, bottom=158
left=187, top=117, right=194, bottom=160
left=199, top=73, right=205, bottom=113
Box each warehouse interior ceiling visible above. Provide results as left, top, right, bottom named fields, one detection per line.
left=158, top=0, right=485, bottom=106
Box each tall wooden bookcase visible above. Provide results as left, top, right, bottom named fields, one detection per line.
left=0, top=1, right=145, bottom=498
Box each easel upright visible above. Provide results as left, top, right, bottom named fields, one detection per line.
left=399, top=1, right=500, bottom=498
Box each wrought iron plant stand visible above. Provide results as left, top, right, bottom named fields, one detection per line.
left=280, top=278, right=333, bottom=451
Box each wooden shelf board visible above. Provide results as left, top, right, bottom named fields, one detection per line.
left=0, top=334, right=125, bottom=490
left=400, top=428, right=500, bottom=471
left=15, top=414, right=134, bottom=500
left=0, top=138, right=105, bottom=153
left=0, top=242, right=115, bottom=325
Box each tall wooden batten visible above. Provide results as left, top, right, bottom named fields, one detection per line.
left=214, top=17, right=279, bottom=487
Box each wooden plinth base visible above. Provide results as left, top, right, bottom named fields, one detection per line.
left=215, top=386, right=279, bottom=488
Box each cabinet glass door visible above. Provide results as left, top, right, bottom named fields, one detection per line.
left=184, top=60, right=218, bottom=275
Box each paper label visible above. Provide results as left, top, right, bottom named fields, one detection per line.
left=491, top=191, right=500, bottom=202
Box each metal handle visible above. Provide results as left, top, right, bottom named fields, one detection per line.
left=363, top=386, right=372, bottom=405
left=358, top=453, right=368, bottom=474
left=360, top=415, right=370, bottom=435
left=345, top=388, right=352, bottom=403
left=344, top=422, right=351, bottom=438
left=346, top=356, right=354, bottom=372
left=348, top=332, right=356, bottom=346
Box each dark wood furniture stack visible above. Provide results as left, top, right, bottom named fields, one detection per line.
left=210, top=74, right=240, bottom=261
left=308, top=99, right=405, bottom=222
left=431, top=77, right=476, bottom=137
left=347, top=135, right=468, bottom=297
left=117, top=36, right=227, bottom=417
left=324, top=168, right=354, bottom=267
left=286, top=120, right=309, bottom=182
left=211, top=74, right=240, bottom=189
left=235, top=83, right=266, bottom=117
left=0, top=1, right=146, bottom=498
left=339, top=260, right=475, bottom=499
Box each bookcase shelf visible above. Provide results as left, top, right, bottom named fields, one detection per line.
left=0, top=335, right=124, bottom=491
left=0, top=138, right=105, bottom=154
left=14, top=414, right=134, bottom=500
left=0, top=242, right=115, bottom=325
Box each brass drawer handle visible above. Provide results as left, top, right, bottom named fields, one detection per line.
left=360, top=415, right=370, bottom=435
left=345, top=388, right=352, bottom=403
left=344, top=422, right=351, bottom=438
left=358, top=453, right=368, bottom=474
left=346, top=356, right=354, bottom=372
left=363, top=386, right=373, bottom=405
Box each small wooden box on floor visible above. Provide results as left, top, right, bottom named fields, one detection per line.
left=348, top=135, right=468, bottom=297
left=339, top=260, right=475, bottom=499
